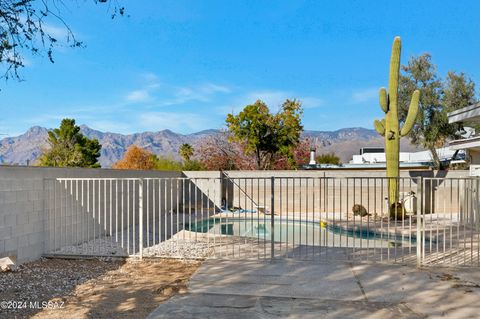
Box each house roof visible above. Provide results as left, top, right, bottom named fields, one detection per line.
left=449, top=136, right=480, bottom=151
left=448, top=102, right=480, bottom=124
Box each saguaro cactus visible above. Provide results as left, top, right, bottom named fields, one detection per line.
left=373, top=37, right=420, bottom=211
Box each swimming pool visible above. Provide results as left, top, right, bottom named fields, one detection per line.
left=186, top=217, right=417, bottom=248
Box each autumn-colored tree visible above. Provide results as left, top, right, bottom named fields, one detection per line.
left=197, top=132, right=310, bottom=171
left=112, top=145, right=158, bottom=170
left=196, top=131, right=255, bottom=171
left=271, top=138, right=311, bottom=169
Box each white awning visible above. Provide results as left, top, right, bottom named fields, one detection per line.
left=449, top=136, right=480, bottom=151
left=448, top=102, right=480, bottom=124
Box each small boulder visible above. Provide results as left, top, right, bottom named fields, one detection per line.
left=352, top=204, right=370, bottom=217
left=0, top=256, right=17, bottom=272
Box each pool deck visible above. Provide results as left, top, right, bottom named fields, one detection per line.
left=147, top=259, right=480, bottom=319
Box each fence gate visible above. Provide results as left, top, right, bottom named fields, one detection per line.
left=419, top=178, right=480, bottom=266
left=45, top=178, right=144, bottom=257
left=44, top=176, right=480, bottom=266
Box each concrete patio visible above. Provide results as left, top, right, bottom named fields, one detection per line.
left=147, top=259, right=480, bottom=319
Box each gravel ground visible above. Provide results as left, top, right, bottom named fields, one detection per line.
left=143, top=240, right=213, bottom=259
left=54, top=236, right=214, bottom=259
left=54, top=238, right=129, bottom=256
left=0, top=258, right=200, bottom=319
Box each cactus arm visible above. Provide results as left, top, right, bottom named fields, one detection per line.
left=373, top=119, right=385, bottom=136
left=388, top=37, right=401, bottom=113
left=400, top=89, right=420, bottom=137
left=379, top=87, right=388, bottom=113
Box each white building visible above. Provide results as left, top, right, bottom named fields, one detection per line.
left=448, top=102, right=480, bottom=175
left=350, top=147, right=459, bottom=166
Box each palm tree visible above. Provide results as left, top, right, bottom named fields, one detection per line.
left=179, top=143, right=194, bottom=162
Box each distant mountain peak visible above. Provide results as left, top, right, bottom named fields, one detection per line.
left=0, top=126, right=421, bottom=167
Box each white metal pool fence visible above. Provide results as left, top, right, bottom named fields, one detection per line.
left=44, top=176, right=480, bottom=266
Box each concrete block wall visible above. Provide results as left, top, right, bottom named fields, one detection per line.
left=0, top=166, right=181, bottom=264
left=45, top=175, right=217, bottom=255
left=0, top=166, right=473, bottom=265
left=0, top=177, right=45, bottom=264
left=186, top=170, right=472, bottom=216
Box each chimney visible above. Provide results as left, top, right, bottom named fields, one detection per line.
left=309, top=145, right=316, bottom=165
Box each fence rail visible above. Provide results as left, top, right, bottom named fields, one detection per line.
left=43, top=176, right=480, bottom=266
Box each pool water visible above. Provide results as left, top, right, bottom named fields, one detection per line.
left=186, top=217, right=416, bottom=248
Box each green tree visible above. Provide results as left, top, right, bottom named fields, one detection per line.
left=179, top=143, right=194, bottom=162
left=399, top=54, right=477, bottom=169
left=316, top=152, right=341, bottom=165
left=182, top=159, right=205, bottom=171
left=443, top=71, right=477, bottom=112
left=38, top=119, right=101, bottom=168
left=153, top=156, right=183, bottom=171
left=226, top=99, right=303, bottom=170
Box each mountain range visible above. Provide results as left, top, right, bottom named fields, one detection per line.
left=0, top=125, right=422, bottom=167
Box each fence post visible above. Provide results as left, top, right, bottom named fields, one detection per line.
left=271, top=176, right=275, bottom=259
left=416, top=176, right=423, bottom=267
left=139, top=179, right=144, bottom=259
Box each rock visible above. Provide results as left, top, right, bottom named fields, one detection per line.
left=352, top=204, right=370, bottom=217
left=0, top=256, right=18, bottom=272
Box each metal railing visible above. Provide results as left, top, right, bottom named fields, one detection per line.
left=43, top=176, right=480, bottom=266
left=420, top=177, right=480, bottom=266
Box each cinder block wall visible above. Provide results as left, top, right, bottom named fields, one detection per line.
left=0, top=167, right=472, bottom=265
left=186, top=170, right=471, bottom=216
left=0, top=166, right=181, bottom=264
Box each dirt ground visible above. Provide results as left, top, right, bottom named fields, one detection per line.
left=0, top=257, right=201, bottom=319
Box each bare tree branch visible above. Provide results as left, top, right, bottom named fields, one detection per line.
left=0, top=0, right=124, bottom=81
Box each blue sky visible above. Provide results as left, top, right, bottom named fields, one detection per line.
left=0, top=0, right=479, bottom=136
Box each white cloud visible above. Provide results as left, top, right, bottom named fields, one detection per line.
left=244, top=90, right=292, bottom=108
left=124, top=75, right=231, bottom=107
left=138, top=112, right=210, bottom=132
left=42, top=24, right=71, bottom=40
left=141, top=72, right=161, bottom=89
left=164, top=82, right=232, bottom=105
left=142, top=72, right=159, bottom=83
left=352, top=88, right=378, bottom=103
left=302, top=97, right=324, bottom=109
left=200, top=83, right=231, bottom=94
left=225, top=90, right=324, bottom=114
left=126, top=90, right=151, bottom=102
left=124, top=72, right=162, bottom=103
left=88, top=120, right=133, bottom=134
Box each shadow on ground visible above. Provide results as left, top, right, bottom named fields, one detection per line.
left=0, top=258, right=200, bottom=319
left=148, top=258, right=480, bottom=319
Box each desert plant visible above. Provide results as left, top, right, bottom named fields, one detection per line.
left=316, top=152, right=341, bottom=165
left=179, top=143, right=194, bottom=162
left=373, top=37, right=420, bottom=213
